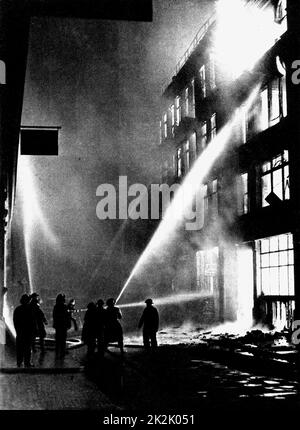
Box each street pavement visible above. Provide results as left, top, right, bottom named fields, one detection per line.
left=107, top=344, right=300, bottom=412
left=1, top=339, right=300, bottom=416
left=0, top=343, right=119, bottom=411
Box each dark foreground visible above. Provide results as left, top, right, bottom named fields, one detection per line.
left=1, top=337, right=300, bottom=425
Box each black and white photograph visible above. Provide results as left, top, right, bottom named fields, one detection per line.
left=0, top=0, right=300, bottom=424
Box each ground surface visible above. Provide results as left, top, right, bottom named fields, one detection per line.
left=1, top=330, right=300, bottom=419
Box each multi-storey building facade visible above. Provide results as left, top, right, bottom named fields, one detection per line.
left=159, top=0, right=300, bottom=329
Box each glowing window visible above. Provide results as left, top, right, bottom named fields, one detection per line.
left=260, top=88, right=269, bottom=131
left=268, top=76, right=287, bottom=125
left=212, top=179, right=218, bottom=194
left=170, top=104, right=175, bottom=136
left=257, top=233, right=294, bottom=297
left=190, top=79, right=196, bottom=118
left=176, top=147, right=182, bottom=178
left=184, top=87, right=189, bottom=117
left=261, top=151, right=289, bottom=207
left=238, top=173, right=249, bottom=215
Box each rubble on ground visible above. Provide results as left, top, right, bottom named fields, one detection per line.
left=150, top=326, right=298, bottom=365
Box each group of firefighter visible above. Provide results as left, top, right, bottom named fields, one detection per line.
left=13, top=292, right=159, bottom=367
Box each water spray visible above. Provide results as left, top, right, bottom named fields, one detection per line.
left=17, top=155, right=60, bottom=292
left=116, top=85, right=260, bottom=305
left=118, top=292, right=210, bottom=309
left=215, top=0, right=284, bottom=80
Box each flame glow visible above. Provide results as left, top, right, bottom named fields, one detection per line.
left=214, top=0, right=284, bottom=80
left=17, top=155, right=60, bottom=292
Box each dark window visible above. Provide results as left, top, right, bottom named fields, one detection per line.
left=20, top=129, right=59, bottom=156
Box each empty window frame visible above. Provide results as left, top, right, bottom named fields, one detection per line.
left=210, top=113, right=217, bottom=141
left=257, top=233, right=294, bottom=296
left=261, top=151, right=289, bottom=207
left=260, top=87, right=269, bottom=131
left=269, top=76, right=287, bottom=125
left=244, top=75, right=287, bottom=142
left=203, top=184, right=208, bottom=221
left=204, top=179, right=218, bottom=221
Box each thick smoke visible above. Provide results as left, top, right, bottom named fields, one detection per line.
left=6, top=1, right=213, bottom=326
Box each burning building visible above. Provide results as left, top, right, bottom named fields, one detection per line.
left=158, top=0, right=300, bottom=331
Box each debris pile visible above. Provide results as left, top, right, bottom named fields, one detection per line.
left=123, top=325, right=298, bottom=368
left=200, top=329, right=297, bottom=364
